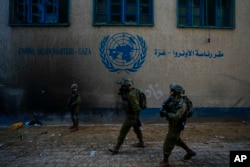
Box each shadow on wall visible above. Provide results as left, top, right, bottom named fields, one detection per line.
left=0, top=85, right=63, bottom=125
left=1, top=85, right=250, bottom=125
left=0, top=86, right=25, bottom=124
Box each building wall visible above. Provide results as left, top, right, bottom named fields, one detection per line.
left=0, top=0, right=249, bottom=124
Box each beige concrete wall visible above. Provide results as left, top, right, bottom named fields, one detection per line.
left=0, top=0, right=249, bottom=111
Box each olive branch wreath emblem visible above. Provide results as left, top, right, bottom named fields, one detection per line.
left=99, top=34, right=147, bottom=73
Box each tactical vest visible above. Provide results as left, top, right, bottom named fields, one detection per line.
left=168, top=97, right=187, bottom=129
left=168, top=98, right=184, bottom=114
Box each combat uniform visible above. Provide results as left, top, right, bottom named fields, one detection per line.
left=158, top=84, right=195, bottom=167
left=67, top=84, right=81, bottom=132
left=117, top=87, right=143, bottom=146
left=109, top=79, right=144, bottom=154
left=163, top=96, right=188, bottom=155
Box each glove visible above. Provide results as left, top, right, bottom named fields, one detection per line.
left=159, top=110, right=166, bottom=117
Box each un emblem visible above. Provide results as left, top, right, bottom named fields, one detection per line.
left=99, top=32, right=147, bottom=73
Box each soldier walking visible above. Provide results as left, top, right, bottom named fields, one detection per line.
left=108, top=78, right=145, bottom=154
left=158, top=83, right=196, bottom=167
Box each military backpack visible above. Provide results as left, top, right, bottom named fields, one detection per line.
left=182, top=96, right=193, bottom=118
left=137, top=89, right=147, bottom=110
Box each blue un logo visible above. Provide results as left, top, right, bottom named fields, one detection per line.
left=99, top=32, right=147, bottom=73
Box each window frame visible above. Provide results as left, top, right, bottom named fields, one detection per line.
left=93, top=0, right=154, bottom=26
left=177, top=0, right=235, bottom=29
left=9, top=0, right=70, bottom=27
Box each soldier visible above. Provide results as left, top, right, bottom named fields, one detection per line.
left=158, top=83, right=196, bottom=167
left=108, top=78, right=144, bottom=154
left=67, top=83, right=81, bottom=132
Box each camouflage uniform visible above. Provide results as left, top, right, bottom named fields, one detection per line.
left=117, top=87, right=143, bottom=146
left=67, top=84, right=81, bottom=132
left=163, top=96, right=188, bottom=155
left=109, top=79, right=144, bottom=154
left=158, top=84, right=195, bottom=167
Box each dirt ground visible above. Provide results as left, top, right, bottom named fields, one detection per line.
left=1, top=122, right=250, bottom=152
left=0, top=121, right=250, bottom=167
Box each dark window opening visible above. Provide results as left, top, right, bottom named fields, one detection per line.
left=9, top=0, right=70, bottom=26
left=177, top=0, right=235, bottom=29
left=93, top=0, right=154, bottom=26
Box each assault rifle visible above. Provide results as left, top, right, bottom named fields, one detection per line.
left=159, top=95, right=172, bottom=118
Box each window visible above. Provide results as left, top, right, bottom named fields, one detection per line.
left=93, top=0, right=154, bottom=26
left=9, top=0, right=70, bottom=26
left=177, top=0, right=235, bottom=29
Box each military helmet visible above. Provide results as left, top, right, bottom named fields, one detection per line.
left=170, top=83, right=185, bottom=94
left=117, top=79, right=124, bottom=85
left=122, top=78, right=133, bottom=86
left=71, top=83, right=78, bottom=89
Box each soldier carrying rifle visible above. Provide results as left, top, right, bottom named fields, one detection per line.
left=158, top=83, right=196, bottom=167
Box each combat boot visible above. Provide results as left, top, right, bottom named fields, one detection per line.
left=132, top=138, right=145, bottom=148
left=132, top=142, right=145, bottom=148
left=184, top=150, right=196, bottom=160
left=179, top=141, right=196, bottom=160
left=158, top=154, right=169, bottom=167
left=70, top=126, right=79, bottom=132
left=70, top=123, right=79, bottom=132
left=69, top=125, right=75, bottom=130
left=108, top=144, right=121, bottom=154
